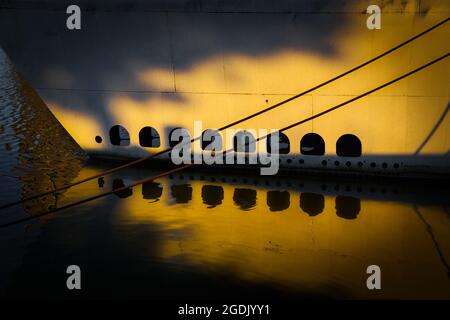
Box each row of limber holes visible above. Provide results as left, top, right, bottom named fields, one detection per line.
left=284, top=158, right=402, bottom=169
left=102, top=125, right=368, bottom=158
left=162, top=153, right=402, bottom=169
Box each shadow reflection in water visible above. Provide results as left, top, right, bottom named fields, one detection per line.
left=300, top=193, right=325, bottom=217
left=170, top=184, right=193, bottom=204
left=113, top=176, right=363, bottom=219
left=142, top=181, right=163, bottom=203
left=335, top=196, right=361, bottom=220
left=267, top=190, right=290, bottom=212
left=112, top=178, right=133, bottom=199
left=233, top=188, right=257, bottom=211
left=202, top=185, right=224, bottom=208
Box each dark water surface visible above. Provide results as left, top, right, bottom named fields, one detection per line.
left=1, top=49, right=450, bottom=300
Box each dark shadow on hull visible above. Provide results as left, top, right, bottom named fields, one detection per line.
left=414, top=102, right=450, bottom=155
left=0, top=0, right=349, bottom=135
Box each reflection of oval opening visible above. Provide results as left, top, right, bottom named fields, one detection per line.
left=335, top=196, right=361, bottom=219
left=202, top=185, right=224, bottom=208
left=169, top=127, right=191, bottom=148
left=233, top=131, right=256, bottom=153
left=267, top=132, right=290, bottom=154
left=112, top=179, right=132, bottom=198
left=109, top=125, right=130, bottom=146
left=300, top=193, right=324, bottom=216
left=336, top=134, right=362, bottom=157
left=170, top=184, right=193, bottom=204
left=139, top=126, right=160, bottom=148
left=300, top=133, right=325, bottom=155
left=142, top=182, right=162, bottom=202
left=233, top=188, right=257, bottom=211
left=267, top=190, right=290, bottom=212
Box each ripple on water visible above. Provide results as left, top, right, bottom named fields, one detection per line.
left=0, top=48, right=86, bottom=215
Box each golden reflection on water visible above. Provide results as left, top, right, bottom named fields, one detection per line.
left=47, top=163, right=450, bottom=299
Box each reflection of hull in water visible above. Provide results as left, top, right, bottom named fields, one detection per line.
left=78, top=163, right=450, bottom=295
left=0, top=0, right=449, bottom=177
left=4, top=160, right=450, bottom=298
left=94, top=164, right=450, bottom=210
